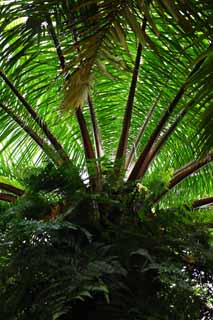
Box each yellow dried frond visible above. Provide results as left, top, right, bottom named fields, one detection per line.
left=61, top=64, right=92, bottom=111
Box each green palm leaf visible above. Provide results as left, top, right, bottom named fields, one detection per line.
left=0, top=0, right=212, bottom=206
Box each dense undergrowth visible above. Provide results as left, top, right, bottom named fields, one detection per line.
left=0, top=163, right=212, bottom=320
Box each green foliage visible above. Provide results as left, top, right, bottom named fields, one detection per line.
left=0, top=208, right=212, bottom=319
left=0, top=219, right=116, bottom=319
left=0, top=0, right=212, bottom=199
left=0, top=1, right=212, bottom=319
left=0, top=167, right=213, bottom=319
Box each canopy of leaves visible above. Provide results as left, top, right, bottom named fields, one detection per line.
left=0, top=0, right=212, bottom=206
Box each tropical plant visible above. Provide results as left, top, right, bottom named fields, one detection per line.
left=0, top=0, right=212, bottom=319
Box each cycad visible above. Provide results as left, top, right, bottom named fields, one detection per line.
left=0, top=1, right=213, bottom=318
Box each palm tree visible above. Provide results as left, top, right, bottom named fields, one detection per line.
left=0, top=1, right=212, bottom=319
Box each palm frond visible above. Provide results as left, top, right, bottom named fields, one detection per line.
left=0, top=0, right=212, bottom=206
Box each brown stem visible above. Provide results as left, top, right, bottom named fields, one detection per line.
left=128, top=85, right=186, bottom=181
left=76, top=108, right=96, bottom=160
left=174, top=162, right=192, bottom=177
left=126, top=86, right=165, bottom=170
left=125, top=67, right=177, bottom=170
left=66, top=5, right=102, bottom=190
left=128, top=57, right=206, bottom=181
left=0, top=103, right=58, bottom=162
left=169, top=154, right=213, bottom=188
left=125, top=101, right=158, bottom=171
left=115, top=19, right=147, bottom=170
left=154, top=154, right=213, bottom=203
left=0, top=70, right=69, bottom=163
left=76, top=107, right=102, bottom=191
left=68, top=9, right=102, bottom=161
left=0, top=182, right=24, bottom=196
left=137, top=107, right=189, bottom=178
left=0, top=192, right=17, bottom=202
left=88, top=95, right=103, bottom=158
left=46, top=13, right=101, bottom=184
left=192, top=197, right=213, bottom=208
